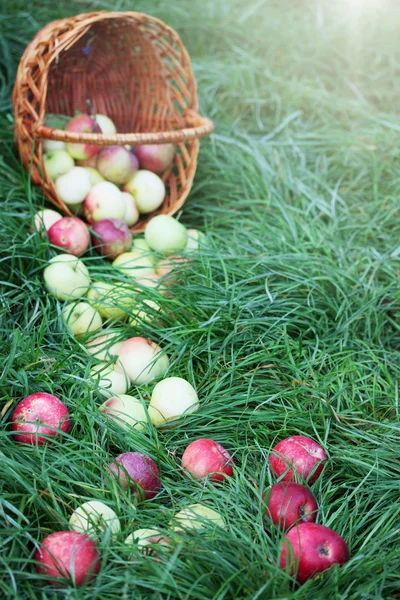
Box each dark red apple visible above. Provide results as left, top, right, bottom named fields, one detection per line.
left=181, top=438, right=234, bottom=482
left=263, top=482, right=318, bottom=530
left=91, top=218, right=132, bottom=259
left=269, top=435, right=327, bottom=484
left=34, top=531, right=101, bottom=586
left=48, top=216, right=90, bottom=256
left=11, top=392, right=71, bottom=445
left=108, top=452, right=161, bottom=500
left=279, top=523, right=349, bottom=584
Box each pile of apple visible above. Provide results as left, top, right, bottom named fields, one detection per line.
left=10, top=117, right=350, bottom=589
left=42, top=112, right=174, bottom=233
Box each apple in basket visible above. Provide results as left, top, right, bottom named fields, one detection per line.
left=65, top=114, right=102, bottom=160
left=48, top=216, right=90, bottom=257
left=96, top=146, right=139, bottom=185
left=135, top=144, right=176, bottom=174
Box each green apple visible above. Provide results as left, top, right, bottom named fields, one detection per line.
left=55, top=166, right=92, bottom=206
left=95, top=114, right=117, bottom=135
left=85, top=332, right=124, bottom=361
left=87, top=281, right=133, bottom=320
left=145, top=215, right=187, bottom=254
left=129, top=299, right=161, bottom=326
left=43, top=254, right=91, bottom=300
left=171, top=504, right=226, bottom=532
left=90, top=361, right=129, bottom=397
left=99, top=394, right=148, bottom=431
left=148, top=377, right=198, bottom=426
left=43, top=150, right=74, bottom=181
left=112, top=251, right=156, bottom=279
left=82, top=166, right=105, bottom=186
left=62, top=301, right=102, bottom=338
left=123, top=170, right=165, bottom=213
left=185, top=229, right=206, bottom=253
left=69, top=500, right=120, bottom=538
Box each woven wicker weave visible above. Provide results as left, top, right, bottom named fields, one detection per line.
left=12, top=11, right=214, bottom=232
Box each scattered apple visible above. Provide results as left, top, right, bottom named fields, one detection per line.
left=91, top=219, right=132, bottom=259
left=34, top=531, right=101, bottom=586
left=10, top=392, right=70, bottom=445
left=121, top=192, right=139, bottom=226
left=125, top=528, right=170, bottom=558
left=134, top=143, right=175, bottom=174
left=129, top=299, right=161, bottom=326
left=65, top=114, right=102, bottom=160
left=33, top=209, right=63, bottom=235
left=90, top=361, right=129, bottom=397
left=43, top=150, right=74, bottom=181
left=62, top=301, right=102, bottom=338
left=117, top=336, right=169, bottom=385
left=171, top=504, right=226, bottom=532
left=123, top=170, right=165, bottom=213
left=185, top=229, right=206, bottom=253
left=132, top=238, right=154, bottom=256
left=145, top=215, right=187, bottom=254
left=43, top=254, right=91, bottom=300
left=263, top=482, right=318, bottom=530
left=87, top=281, right=133, bottom=320
left=69, top=500, right=120, bottom=538
left=95, top=114, right=117, bottom=135
left=279, top=523, right=349, bottom=584
left=99, top=394, right=148, bottom=431
left=181, top=438, right=234, bottom=482
left=85, top=332, right=124, bottom=361
left=82, top=166, right=105, bottom=186
left=108, top=452, right=161, bottom=500
left=269, top=436, right=327, bottom=484
left=96, top=146, right=139, bottom=184
left=48, top=216, right=90, bottom=256
left=148, top=376, right=199, bottom=426
left=55, top=166, right=92, bottom=207
left=112, top=251, right=156, bottom=279
left=83, top=181, right=126, bottom=223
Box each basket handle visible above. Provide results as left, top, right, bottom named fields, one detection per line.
left=34, top=109, right=214, bottom=146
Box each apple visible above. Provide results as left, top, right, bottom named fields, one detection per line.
left=62, top=301, right=102, bottom=338
left=132, top=238, right=153, bottom=255
left=83, top=181, right=126, bottom=223
left=82, top=166, right=105, bottom=186
left=156, top=255, right=190, bottom=285
left=69, top=500, right=120, bottom=538
left=34, top=531, right=101, bottom=586
left=10, top=392, right=70, bottom=445
left=43, top=254, right=91, bottom=300
left=65, top=114, right=102, bottom=160
left=112, top=251, right=156, bottom=279
left=87, top=281, right=133, bottom=320
left=185, top=229, right=206, bottom=253
left=43, top=139, right=65, bottom=152
left=99, top=394, right=148, bottom=431
left=121, top=192, right=139, bottom=226
left=129, top=299, right=161, bottom=326
left=123, top=170, right=165, bottom=213
left=279, top=523, right=349, bottom=584
left=171, top=504, right=226, bottom=532
left=48, top=216, right=90, bottom=256
left=90, top=361, right=129, bottom=397
left=117, top=336, right=169, bottom=385
left=91, top=219, right=132, bottom=259
left=108, top=452, right=161, bottom=500
left=85, top=332, right=124, bottom=361
left=96, top=146, right=139, bottom=184
left=181, top=439, right=234, bottom=482
left=33, top=209, right=63, bottom=235
left=43, top=150, right=74, bottom=181
left=55, top=167, right=92, bottom=206
left=269, top=436, right=327, bottom=484
left=263, top=482, right=318, bottom=531
left=148, top=377, right=199, bottom=426
left=134, top=143, right=175, bottom=174
left=145, top=215, right=187, bottom=254
left=95, top=114, right=117, bottom=135
left=125, top=529, right=170, bottom=558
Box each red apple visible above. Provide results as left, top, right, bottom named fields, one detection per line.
left=181, top=438, right=234, bottom=482
left=108, top=452, right=161, bottom=500
left=96, top=146, right=139, bottom=184
left=269, top=436, right=327, bottom=484
left=135, top=144, right=176, bottom=174
left=10, top=392, right=70, bottom=445
left=91, top=218, right=132, bottom=259
left=279, top=523, right=349, bottom=584
left=263, top=482, right=318, bottom=530
left=48, top=216, right=90, bottom=256
left=34, top=531, right=101, bottom=586
left=65, top=115, right=102, bottom=160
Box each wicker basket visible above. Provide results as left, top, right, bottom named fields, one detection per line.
left=12, top=11, right=214, bottom=232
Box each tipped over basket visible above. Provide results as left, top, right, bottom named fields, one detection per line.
left=12, top=11, right=214, bottom=232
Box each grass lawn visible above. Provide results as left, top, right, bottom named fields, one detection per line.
left=1, top=0, right=400, bottom=598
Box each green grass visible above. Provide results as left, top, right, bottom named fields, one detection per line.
left=2, top=0, right=400, bottom=598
